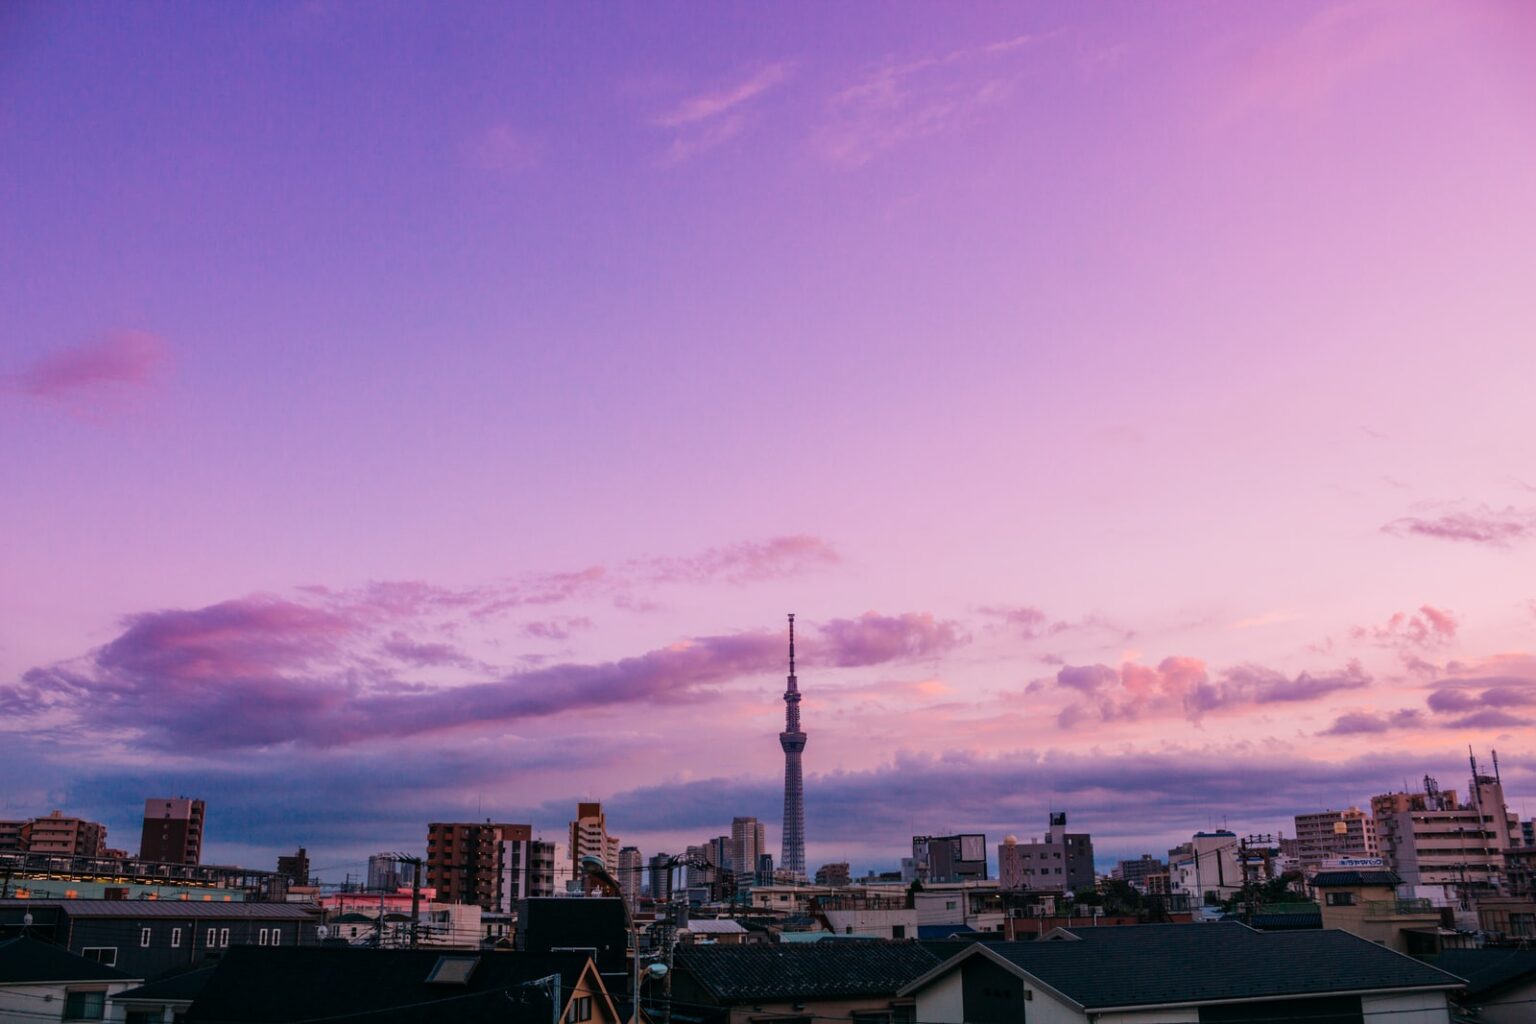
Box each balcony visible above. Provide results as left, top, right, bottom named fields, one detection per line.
left=1363, top=898, right=1435, bottom=917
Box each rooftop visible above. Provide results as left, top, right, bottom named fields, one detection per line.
left=0, top=935, right=138, bottom=985
left=675, top=942, right=940, bottom=1001
left=902, top=923, right=1463, bottom=1010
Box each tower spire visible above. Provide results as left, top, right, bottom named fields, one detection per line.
left=779, top=612, right=807, bottom=881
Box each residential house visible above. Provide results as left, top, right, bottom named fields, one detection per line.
left=0, top=935, right=141, bottom=1023
left=1429, top=948, right=1536, bottom=1024
left=670, top=942, right=940, bottom=1024
left=111, top=965, right=215, bottom=1023
left=899, top=922, right=1464, bottom=1023
left=184, top=947, right=617, bottom=1024
left=1311, top=869, right=1447, bottom=955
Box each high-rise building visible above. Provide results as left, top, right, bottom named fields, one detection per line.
left=367, top=853, right=419, bottom=892
left=912, top=834, right=988, bottom=883
left=1293, top=808, right=1379, bottom=869
left=648, top=852, right=676, bottom=904
left=997, top=813, right=1094, bottom=892
left=138, top=797, right=205, bottom=865
left=16, top=811, right=109, bottom=858
left=731, top=817, right=766, bottom=886
left=618, top=846, right=643, bottom=910
left=569, top=802, right=620, bottom=884
left=779, top=613, right=807, bottom=881
left=426, top=821, right=551, bottom=912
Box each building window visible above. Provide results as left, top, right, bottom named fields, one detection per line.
left=207, top=928, right=217, bottom=946
left=270, top=928, right=282, bottom=946
left=892, top=925, right=906, bottom=939
left=140, top=927, right=152, bottom=948
left=63, top=989, right=107, bottom=1021
left=171, top=928, right=182, bottom=948
left=1326, top=892, right=1356, bottom=906
left=259, top=928, right=269, bottom=945
left=81, top=947, right=117, bottom=966
left=220, top=928, right=230, bottom=947
left=568, top=996, right=593, bottom=1023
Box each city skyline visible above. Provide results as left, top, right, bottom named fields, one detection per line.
left=3, top=1, right=1536, bottom=876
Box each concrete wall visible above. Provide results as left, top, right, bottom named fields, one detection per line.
left=1361, top=990, right=1450, bottom=1024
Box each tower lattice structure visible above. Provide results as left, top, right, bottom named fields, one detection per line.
left=779, top=613, right=807, bottom=880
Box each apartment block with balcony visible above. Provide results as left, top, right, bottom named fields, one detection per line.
left=1294, top=807, right=1378, bottom=869
left=15, top=811, right=109, bottom=858
left=425, top=821, right=552, bottom=912
left=138, top=797, right=205, bottom=865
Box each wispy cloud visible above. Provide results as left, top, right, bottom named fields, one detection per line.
left=813, top=31, right=1051, bottom=168
left=653, top=62, right=792, bottom=164
left=463, top=121, right=541, bottom=174
left=1350, top=605, right=1459, bottom=649
left=4, top=330, right=170, bottom=408
left=1382, top=505, right=1536, bottom=547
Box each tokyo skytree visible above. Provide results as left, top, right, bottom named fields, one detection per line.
left=779, top=613, right=807, bottom=880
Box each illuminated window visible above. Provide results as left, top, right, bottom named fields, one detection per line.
left=171, top=928, right=182, bottom=948
left=220, top=928, right=230, bottom=947
left=139, top=928, right=151, bottom=948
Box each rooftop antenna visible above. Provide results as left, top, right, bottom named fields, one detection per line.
left=1493, top=749, right=1502, bottom=783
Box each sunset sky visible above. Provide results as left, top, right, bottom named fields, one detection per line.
left=3, top=1, right=1536, bottom=879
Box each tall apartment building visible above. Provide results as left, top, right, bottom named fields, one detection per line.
left=1293, top=808, right=1379, bottom=869
left=13, top=811, right=109, bottom=858
left=1372, top=766, right=1522, bottom=891
left=618, top=846, right=643, bottom=910
left=912, top=833, right=988, bottom=883
left=366, top=853, right=419, bottom=892
left=1116, top=854, right=1168, bottom=891
left=648, top=852, right=676, bottom=903
left=569, top=802, right=620, bottom=881
left=997, top=813, right=1095, bottom=892
left=730, top=817, right=767, bottom=883
left=426, top=821, right=554, bottom=912
left=138, top=797, right=205, bottom=864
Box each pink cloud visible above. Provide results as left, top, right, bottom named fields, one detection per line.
left=811, top=611, right=966, bottom=667
left=1052, top=656, right=1369, bottom=729
left=1382, top=506, right=1536, bottom=547
left=6, top=330, right=169, bottom=402
left=1321, top=709, right=1426, bottom=735
left=521, top=616, right=595, bottom=641
left=636, top=534, right=839, bottom=585
left=653, top=62, right=792, bottom=128
left=1350, top=604, right=1460, bottom=649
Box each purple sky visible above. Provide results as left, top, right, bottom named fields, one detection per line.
left=4, top=1, right=1536, bottom=879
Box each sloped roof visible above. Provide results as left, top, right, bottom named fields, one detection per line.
left=674, top=942, right=940, bottom=1002
left=0, top=935, right=137, bottom=985
left=902, top=924, right=1463, bottom=1010
left=114, top=965, right=217, bottom=1003
left=185, top=948, right=597, bottom=1023
left=1311, top=870, right=1402, bottom=887
left=1429, top=948, right=1536, bottom=1000
left=0, top=899, right=315, bottom=919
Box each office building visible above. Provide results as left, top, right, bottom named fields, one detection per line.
left=996, top=813, right=1094, bottom=892
left=911, top=833, right=987, bottom=883
left=1115, top=854, right=1167, bottom=891
left=138, top=797, right=205, bottom=865
left=731, top=817, right=766, bottom=886
left=366, top=853, right=419, bottom=892
left=648, top=852, right=676, bottom=904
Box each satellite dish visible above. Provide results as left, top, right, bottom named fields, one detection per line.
left=22, top=913, right=33, bottom=928
left=316, top=925, right=330, bottom=940
left=646, top=963, right=669, bottom=979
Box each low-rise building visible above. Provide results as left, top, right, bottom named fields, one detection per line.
left=0, top=899, right=319, bottom=980
left=1312, top=869, right=1446, bottom=955
left=0, top=935, right=141, bottom=1023
left=671, top=942, right=939, bottom=1024
left=900, top=923, right=1464, bottom=1024
left=911, top=834, right=987, bottom=884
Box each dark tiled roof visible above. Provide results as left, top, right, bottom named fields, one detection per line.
left=0, top=899, right=316, bottom=919
left=0, top=935, right=137, bottom=984
left=1429, top=949, right=1536, bottom=999
left=917, top=924, right=976, bottom=939
left=675, top=942, right=941, bottom=1002
left=185, top=947, right=595, bottom=1023
left=115, top=965, right=217, bottom=1003
left=1311, top=870, right=1402, bottom=887
left=908, top=924, right=1462, bottom=1010
left=1246, top=909, right=1322, bottom=931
